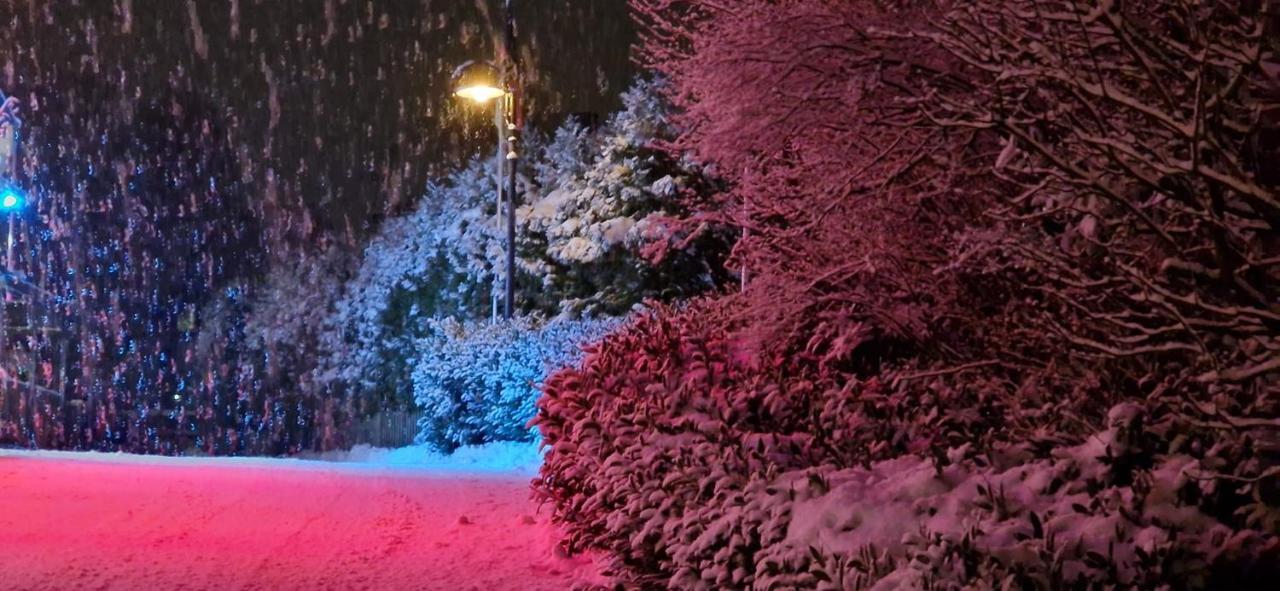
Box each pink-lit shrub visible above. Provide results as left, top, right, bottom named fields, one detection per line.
left=536, top=0, right=1279, bottom=587
left=536, top=298, right=1279, bottom=588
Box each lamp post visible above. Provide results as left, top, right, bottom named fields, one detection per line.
left=0, top=91, right=20, bottom=371
left=0, top=187, right=22, bottom=270
left=0, top=186, right=21, bottom=372
left=453, top=0, right=519, bottom=320
left=0, top=90, right=21, bottom=273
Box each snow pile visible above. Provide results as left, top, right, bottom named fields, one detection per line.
left=307, top=440, right=545, bottom=474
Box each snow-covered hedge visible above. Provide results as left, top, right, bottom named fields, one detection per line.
left=534, top=301, right=1280, bottom=589
left=413, top=316, right=618, bottom=453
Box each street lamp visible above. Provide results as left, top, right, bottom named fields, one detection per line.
left=452, top=60, right=508, bottom=322
left=0, top=184, right=22, bottom=374
left=452, top=0, right=520, bottom=320
left=0, top=91, right=21, bottom=273
left=453, top=61, right=505, bottom=104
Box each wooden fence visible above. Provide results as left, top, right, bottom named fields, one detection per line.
left=346, top=410, right=420, bottom=449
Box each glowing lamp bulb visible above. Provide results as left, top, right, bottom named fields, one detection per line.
left=451, top=61, right=505, bottom=104
left=0, top=190, right=22, bottom=211
left=455, top=84, right=506, bottom=104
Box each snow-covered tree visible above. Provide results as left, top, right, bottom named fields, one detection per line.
left=517, top=79, right=731, bottom=316
left=319, top=79, right=729, bottom=418
left=244, top=246, right=351, bottom=382
left=185, top=245, right=353, bottom=455
left=319, top=157, right=503, bottom=407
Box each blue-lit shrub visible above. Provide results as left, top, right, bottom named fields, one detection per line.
left=412, top=316, right=618, bottom=452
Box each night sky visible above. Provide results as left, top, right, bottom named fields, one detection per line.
left=0, top=0, right=635, bottom=238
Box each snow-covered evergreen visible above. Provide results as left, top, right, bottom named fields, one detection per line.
left=319, top=156, right=503, bottom=398
left=518, top=78, right=728, bottom=316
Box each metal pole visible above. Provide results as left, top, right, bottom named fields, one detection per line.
left=503, top=0, right=518, bottom=319
left=493, top=97, right=505, bottom=324
left=2, top=211, right=9, bottom=373
left=5, top=211, right=12, bottom=270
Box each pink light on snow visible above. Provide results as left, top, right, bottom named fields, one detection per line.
left=0, top=452, right=603, bottom=590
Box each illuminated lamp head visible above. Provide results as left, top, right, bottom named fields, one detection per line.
left=452, top=61, right=506, bottom=104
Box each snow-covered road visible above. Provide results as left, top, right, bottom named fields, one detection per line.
left=0, top=449, right=602, bottom=590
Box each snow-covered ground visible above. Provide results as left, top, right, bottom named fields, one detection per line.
left=0, top=445, right=604, bottom=591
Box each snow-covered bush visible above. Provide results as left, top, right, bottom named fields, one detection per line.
left=535, top=301, right=1280, bottom=589
left=413, top=316, right=617, bottom=453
